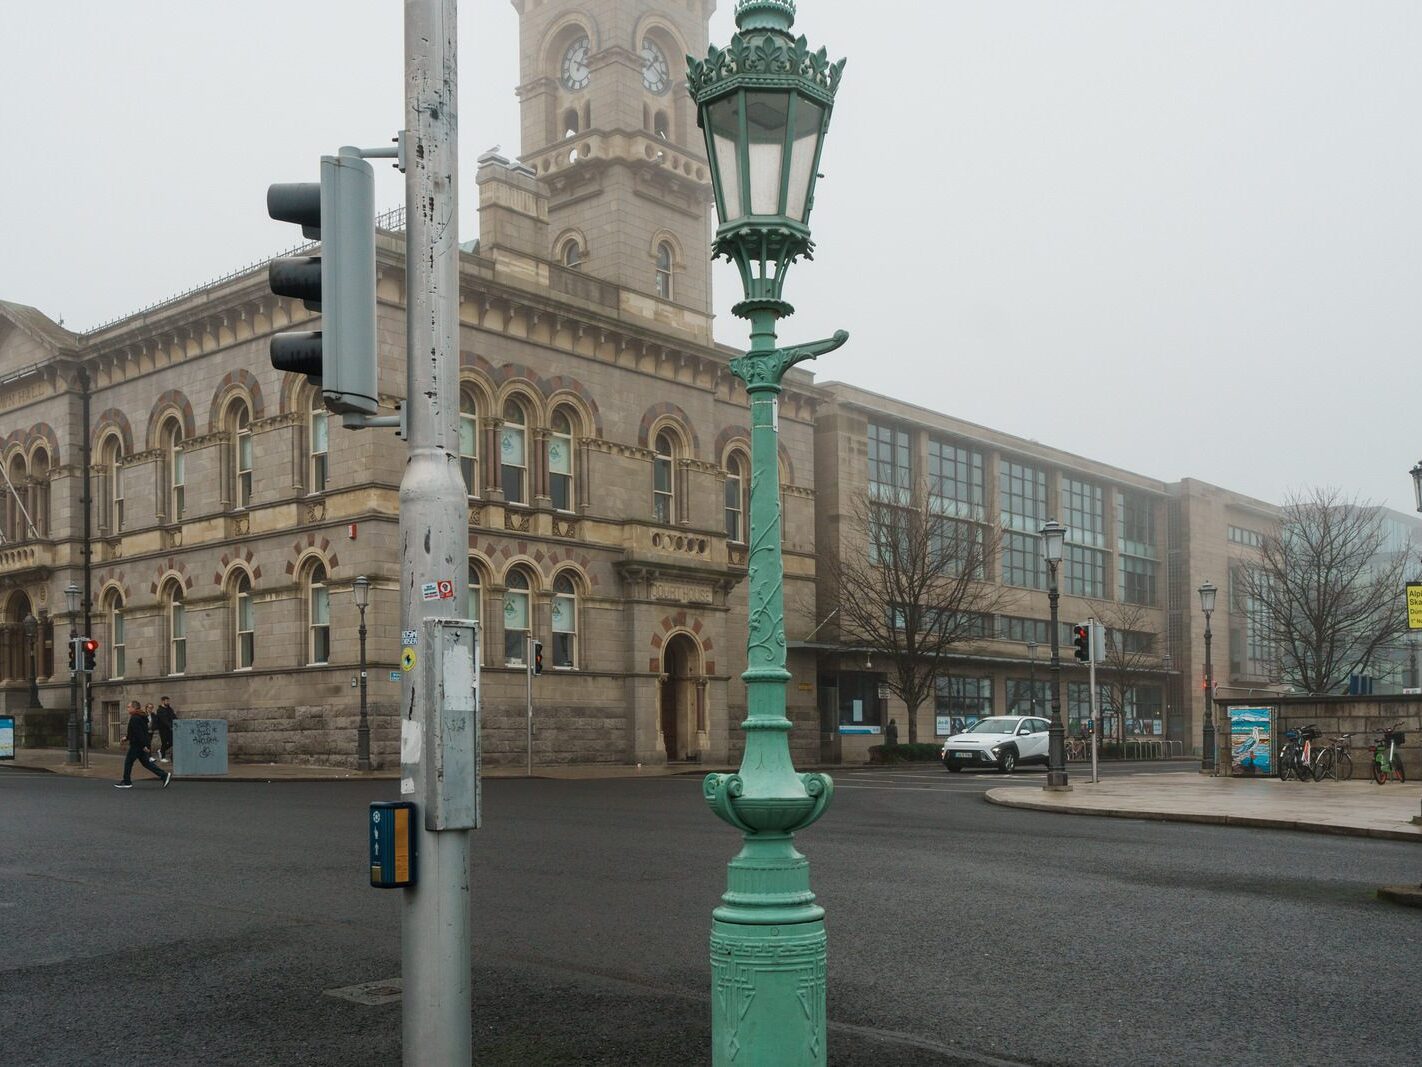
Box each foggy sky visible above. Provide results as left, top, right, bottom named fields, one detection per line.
left=3, top=1, right=1418, bottom=510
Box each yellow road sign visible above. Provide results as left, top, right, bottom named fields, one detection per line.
left=1408, top=584, right=1422, bottom=631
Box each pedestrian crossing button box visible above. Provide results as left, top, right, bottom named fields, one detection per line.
left=370, top=801, right=416, bottom=888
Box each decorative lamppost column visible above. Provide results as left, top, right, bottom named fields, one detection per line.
left=353, top=575, right=371, bottom=771
left=64, top=583, right=80, bottom=764
left=689, top=3, right=846, bottom=1062
left=1026, top=641, right=1039, bottom=716
left=1198, top=581, right=1217, bottom=773
left=1040, top=520, right=1069, bottom=790
left=22, top=611, right=41, bottom=712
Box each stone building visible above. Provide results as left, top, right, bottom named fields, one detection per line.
left=0, top=0, right=824, bottom=769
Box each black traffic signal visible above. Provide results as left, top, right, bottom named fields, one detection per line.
left=1073, top=625, right=1090, bottom=663
left=533, top=641, right=545, bottom=676
left=67, top=637, right=77, bottom=672
left=267, top=148, right=379, bottom=417
left=82, top=638, right=99, bottom=673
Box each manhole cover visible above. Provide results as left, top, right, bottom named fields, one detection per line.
left=324, top=978, right=403, bottom=1006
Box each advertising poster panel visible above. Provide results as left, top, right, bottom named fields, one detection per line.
left=0, top=716, right=13, bottom=759
left=1230, top=707, right=1274, bottom=776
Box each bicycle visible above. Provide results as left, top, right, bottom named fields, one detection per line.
left=1065, top=737, right=1088, bottom=762
left=1277, top=724, right=1321, bottom=782
left=1312, top=734, right=1354, bottom=782
left=1371, top=723, right=1407, bottom=785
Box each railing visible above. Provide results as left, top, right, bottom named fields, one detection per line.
left=82, top=206, right=407, bottom=335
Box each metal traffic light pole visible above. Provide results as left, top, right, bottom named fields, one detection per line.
left=399, top=0, right=471, bottom=1061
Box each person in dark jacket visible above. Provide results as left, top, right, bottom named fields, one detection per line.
left=154, top=696, right=178, bottom=763
left=116, top=700, right=171, bottom=789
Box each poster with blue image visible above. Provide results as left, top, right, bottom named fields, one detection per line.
left=1230, top=707, right=1273, bottom=776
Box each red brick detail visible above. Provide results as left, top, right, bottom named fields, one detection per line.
left=705, top=661, right=716, bottom=675
left=649, top=658, right=660, bottom=673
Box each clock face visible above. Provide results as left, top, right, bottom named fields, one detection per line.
left=641, top=38, right=670, bottom=95
left=562, top=37, right=590, bottom=91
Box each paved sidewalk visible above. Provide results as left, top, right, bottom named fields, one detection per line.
left=986, top=772, right=1422, bottom=843
left=0, top=747, right=721, bottom=783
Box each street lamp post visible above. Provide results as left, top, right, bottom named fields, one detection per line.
left=1026, top=641, right=1039, bottom=716
left=1198, top=581, right=1217, bottom=773
left=1410, top=462, right=1422, bottom=514
left=353, top=576, right=371, bottom=771
left=21, top=612, right=40, bottom=710
left=64, top=583, right=80, bottom=764
left=689, top=3, right=846, bottom=1061
left=1040, top=520, right=1069, bottom=790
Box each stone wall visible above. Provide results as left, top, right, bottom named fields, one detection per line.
left=1217, top=695, right=1422, bottom=776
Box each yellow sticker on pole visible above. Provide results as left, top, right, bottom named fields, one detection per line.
left=1408, top=584, right=1422, bottom=631
left=401, top=647, right=418, bottom=672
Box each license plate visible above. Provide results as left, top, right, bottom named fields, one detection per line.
left=952, top=752, right=973, bottom=760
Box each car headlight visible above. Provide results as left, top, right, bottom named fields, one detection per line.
left=990, top=746, right=1000, bottom=757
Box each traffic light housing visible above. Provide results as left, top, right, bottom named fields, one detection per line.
left=82, top=638, right=99, bottom=673
left=67, top=637, right=77, bottom=672
left=267, top=148, right=379, bottom=417
left=533, top=641, right=544, bottom=676
left=1073, top=625, right=1090, bottom=663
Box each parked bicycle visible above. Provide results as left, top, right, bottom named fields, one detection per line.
left=1064, top=737, right=1088, bottom=762
left=1312, top=734, right=1354, bottom=782
left=1371, top=723, right=1406, bottom=785
left=1277, top=724, right=1321, bottom=782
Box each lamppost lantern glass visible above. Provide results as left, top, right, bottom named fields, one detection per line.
left=1039, top=520, right=1066, bottom=565
left=1411, top=462, right=1422, bottom=513
left=21, top=613, right=36, bottom=638
left=689, top=0, right=845, bottom=307
left=353, top=575, right=370, bottom=612
left=1198, top=581, right=1217, bottom=617
left=65, top=582, right=80, bottom=615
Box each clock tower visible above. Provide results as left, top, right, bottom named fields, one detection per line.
left=512, top=0, right=717, bottom=315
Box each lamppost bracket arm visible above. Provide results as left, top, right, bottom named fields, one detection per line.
left=729, top=329, right=849, bottom=389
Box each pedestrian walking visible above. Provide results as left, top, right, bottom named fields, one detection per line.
left=115, top=700, right=171, bottom=790
left=143, top=702, right=158, bottom=758
left=154, top=696, right=178, bottom=763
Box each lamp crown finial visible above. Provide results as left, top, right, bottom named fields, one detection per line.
left=736, top=0, right=796, bottom=33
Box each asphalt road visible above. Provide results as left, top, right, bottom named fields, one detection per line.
left=2, top=761, right=1417, bottom=1066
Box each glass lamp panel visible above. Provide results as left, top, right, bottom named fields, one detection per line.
left=745, top=91, right=789, bottom=215
left=784, top=98, right=825, bottom=222
left=706, top=95, right=744, bottom=222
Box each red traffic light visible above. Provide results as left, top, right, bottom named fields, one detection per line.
left=82, top=638, right=100, bottom=672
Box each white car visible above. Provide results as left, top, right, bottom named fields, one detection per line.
left=940, top=715, right=1052, bottom=773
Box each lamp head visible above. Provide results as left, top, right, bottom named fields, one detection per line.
left=1410, top=461, right=1422, bottom=514
left=1197, top=580, right=1218, bottom=616
left=65, top=581, right=80, bottom=615
left=1039, top=519, right=1066, bottom=565
left=353, top=575, right=371, bottom=612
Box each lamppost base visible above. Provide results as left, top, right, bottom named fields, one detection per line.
left=711, top=917, right=826, bottom=1066
left=1044, top=771, right=1071, bottom=791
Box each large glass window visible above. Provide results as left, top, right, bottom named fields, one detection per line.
left=501, top=400, right=528, bottom=505
left=1065, top=543, right=1106, bottom=599
left=551, top=573, right=577, bottom=669
left=1062, top=478, right=1105, bottom=548
left=1002, top=532, right=1046, bottom=590
left=935, top=676, right=992, bottom=735
left=931, top=518, right=985, bottom=578
left=1117, top=490, right=1158, bottom=605
left=1001, top=616, right=1052, bottom=645
left=1006, top=678, right=1051, bottom=716
left=109, top=595, right=125, bottom=679
left=1000, top=461, right=1046, bottom=588
left=868, top=423, right=912, bottom=505
left=655, top=242, right=674, bottom=300
left=459, top=394, right=478, bottom=498
left=100, top=436, right=124, bottom=532
left=549, top=408, right=575, bottom=512
left=309, top=404, right=328, bottom=493
left=162, top=421, right=185, bottom=521
left=653, top=431, right=676, bottom=524
left=234, top=573, right=254, bottom=670
left=724, top=451, right=747, bottom=543
left=928, top=439, right=984, bottom=521
left=1067, top=682, right=1110, bottom=736
left=504, top=570, right=531, bottom=665
left=1120, top=555, right=1158, bottom=606
left=167, top=586, right=186, bottom=675
left=308, top=564, right=330, bottom=665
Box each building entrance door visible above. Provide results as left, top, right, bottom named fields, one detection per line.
left=660, top=634, right=701, bottom=761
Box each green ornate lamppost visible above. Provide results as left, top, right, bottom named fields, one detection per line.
left=688, top=2, right=846, bottom=1063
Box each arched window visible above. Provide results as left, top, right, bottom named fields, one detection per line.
left=165, top=583, right=187, bottom=676
left=29, top=448, right=50, bottom=537
left=234, top=572, right=255, bottom=670
left=99, top=434, right=124, bottom=532
left=653, top=430, right=677, bottom=524
left=107, top=592, right=125, bottom=679
left=4, top=454, right=27, bottom=542
left=308, top=563, right=331, bottom=665
left=467, top=562, right=482, bottom=645
left=500, top=399, right=528, bottom=506
left=231, top=402, right=253, bottom=508
left=162, top=419, right=185, bottom=521
left=309, top=398, right=329, bottom=493
left=549, top=407, right=575, bottom=512
left=563, top=108, right=580, bottom=139
left=725, top=450, right=748, bottom=543
left=503, top=569, right=531, bottom=665
left=561, top=239, right=583, bottom=270
left=551, top=573, right=577, bottom=669
left=655, top=242, right=674, bottom=300
left=459, top=392, right=478, bottom=498
left=654, top=110, right=670, bottom=141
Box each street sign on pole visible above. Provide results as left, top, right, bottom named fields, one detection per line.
left=1407, top=583, right=1422, bottom=631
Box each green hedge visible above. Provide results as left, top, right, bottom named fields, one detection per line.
left=868, top=743, right=943, bottom=764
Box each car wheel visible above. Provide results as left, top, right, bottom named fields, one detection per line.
left=998, top=749, right=1017, bottom=774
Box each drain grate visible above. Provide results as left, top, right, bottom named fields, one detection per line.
left=324, top=978, right=402, bottom=1006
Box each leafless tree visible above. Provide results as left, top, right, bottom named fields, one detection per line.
left=1233, top=488, right=1417, bottom=695
left=821, top=483, right=1007, bottom=745
left=1088, top=600, right=1163, bottom=745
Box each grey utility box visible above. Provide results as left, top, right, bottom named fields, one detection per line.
left=173, top=720, right=229, bottom=777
